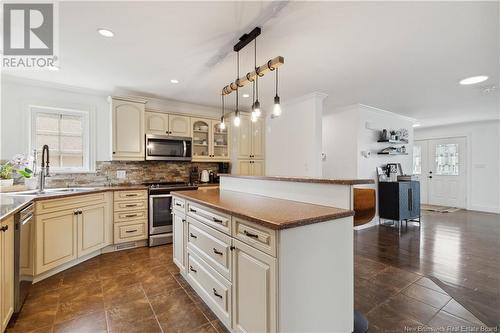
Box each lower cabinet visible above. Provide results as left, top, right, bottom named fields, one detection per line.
left=35, top=194, right=112, bottom=275
left=232, top=239, right=276, bottom=333
left=172, top=210, right=186, bottom=271
left=1, top=216, right=14, bottom=333
left=238, top=160, right=264, bottom=176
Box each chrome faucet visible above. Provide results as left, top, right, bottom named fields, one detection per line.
left=39, top=145, right=50, bottom=192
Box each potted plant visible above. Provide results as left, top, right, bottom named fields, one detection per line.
left=0, top=162, right=14, bottom=187
left=10, top=154, right=35, bottom=189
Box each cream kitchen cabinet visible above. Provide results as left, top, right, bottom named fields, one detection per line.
left=111, top=96, right=147, bottom=160
left=35, top=193, right=112, bottom=275
left=235, top=114, right=264, bottom=160
left=232, top=239, right=276, bottom=333
left=113, top=190, right=148, bottom=244
left=172, top=210, right=186, bottom=272
left=1, top=216, right=14, bottom=333
left=145, top=111, right=191, bottom=137
left=192, top=118, right=230, bottom=162
left=238, top=160, right=264, bottom=176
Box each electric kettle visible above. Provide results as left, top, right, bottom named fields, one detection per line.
left=200, top=170, right=209, bottom=183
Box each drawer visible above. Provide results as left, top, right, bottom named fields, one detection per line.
left=172, top=197, right=186, bottom=212
left=186, top=201, right=231, bottom=235
left=114, top=220, right=147, bottom=244
left=187, top=217, right=232, bottom=281
left=36, top=192, right=107, bottom=215
left=186, top=250, right=231, bottom=327
left=114, top=190, right=147, bottom=202
left=233, top=217, right=277, bottom=257
left=114, top=209, right=148, bottom=223
left=113, top=200, right=147, bottom=212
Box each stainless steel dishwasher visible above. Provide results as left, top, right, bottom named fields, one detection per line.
left=14, top=203, right=34, bottom=313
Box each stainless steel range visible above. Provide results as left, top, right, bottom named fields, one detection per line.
left=146, top=182, right=198, bottom=246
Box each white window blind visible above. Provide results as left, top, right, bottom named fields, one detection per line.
left=31, top=106, right=92, bottom=172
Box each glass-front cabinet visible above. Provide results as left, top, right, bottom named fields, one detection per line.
left=192, top=118, right=230, bottom=162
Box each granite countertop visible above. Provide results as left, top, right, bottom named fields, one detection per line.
left=0, top=185, right=148, bottom=221
left=219, top=174, right=374, bottom=185
left=173, top=188, right=354, bottom=230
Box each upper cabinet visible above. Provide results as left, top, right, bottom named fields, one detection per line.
left=236, top=114, right=265, bottom=160
left=111, top=96, right=147, bottom=161
left=192, top=118, right=230, bottom=162
left=145, top=111, right=191, bottom=137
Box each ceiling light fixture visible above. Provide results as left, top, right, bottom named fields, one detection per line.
left=459, top=75, right=488, bottom=85
left=170, top=79, right=179, bottom=84
left=97, top=28, right=114, bottom=38
left=220, top=94, right=226, bottom=130
left=234, top=51, right=241, bottom=127
left=219, top=27, right=284, bottom=123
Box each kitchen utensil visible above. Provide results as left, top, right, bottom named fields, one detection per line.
left=200, top=170, right=209, bottom=183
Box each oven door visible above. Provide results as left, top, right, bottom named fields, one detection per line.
left=149, top=194, right=173, bottom=235
left=146, top=135, right=192, bottom=161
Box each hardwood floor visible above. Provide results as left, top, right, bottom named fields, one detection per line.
left=6, top=209, right=498, bottom=332
left=355, top=209, right=500, bottom=329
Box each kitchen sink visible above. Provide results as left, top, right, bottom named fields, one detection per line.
left=9, top=187, right=96, bottom=196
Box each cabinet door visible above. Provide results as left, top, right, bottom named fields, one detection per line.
left=252, top=160, right=265, bottom=176
left=169, top=115, right=191, bottom=137
left=211, top=120, right=230, bottom=161
left=192, top=118, right=211, bottom=160
left=78, top=203, right=108, bottom=257
left=237, top=115, right=252, bottom=159
left=232, top=239, right=276, bottom=333
left=1, top=217, right=14, bottom=331
left=35, top=210, right=78, bottom=275
left=145, top=111, right=169, bottom=135
left=112, top=98, right=145, bottom=160
left=238, top=160, right=252, bottom=176
left=173, top=212, right=186, bottom=272
left=251, top=118, right=265, bottom=159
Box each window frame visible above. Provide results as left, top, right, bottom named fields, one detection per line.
left=29, top=105, right=94, bottom=173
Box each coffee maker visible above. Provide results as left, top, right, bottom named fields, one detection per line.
left=214, top=162, right=230, bottom=183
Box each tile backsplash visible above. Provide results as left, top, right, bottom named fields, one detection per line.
left=44, top=161, right=222, bottom=187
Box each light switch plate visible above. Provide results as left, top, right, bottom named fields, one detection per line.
left=116, top=170, right=126, bottom=179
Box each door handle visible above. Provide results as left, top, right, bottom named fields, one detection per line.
left=189, top=266, right=197, bottom=273
left=190, top=233, right=197, bottom=239
left=125, top=214, right=138, bottom=218
left=243, top=230, right=259, bottom=239
left=213, top=288, right=223, bottom=299
left=213, top=248, right=223, bottom=255
left=212, top=217, right=223, bottom=223
left=125, top=229, right=138, bottom=233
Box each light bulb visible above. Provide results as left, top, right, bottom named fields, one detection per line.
left=219, top=119, right=226, bottom=130
left=251, top=111, right=258, bottom=123
left=233, top=115, right=241, bottom=127
left=273, top=96, right=282, bottom=117
left=253, top=100, right=261, bottom=117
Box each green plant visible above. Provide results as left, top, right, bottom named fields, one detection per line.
left=0, top=163, right=13, bottom=179
left=17, top=167, right=33, bottom=179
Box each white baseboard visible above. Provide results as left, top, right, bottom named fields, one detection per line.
left=467, top=205, right=500, bottom=214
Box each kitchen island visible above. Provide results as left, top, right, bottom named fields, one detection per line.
left=171, top=175, right=369, bottom=333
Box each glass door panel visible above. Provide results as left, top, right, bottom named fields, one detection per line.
left=212, top=120, right=229, bottom=159
left=192, top=119, right=210, bottom=158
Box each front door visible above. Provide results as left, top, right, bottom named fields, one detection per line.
left=413, top=137, right=467, bottom=208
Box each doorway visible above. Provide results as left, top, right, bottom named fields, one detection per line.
left=413, top=137, right=467, bottom=208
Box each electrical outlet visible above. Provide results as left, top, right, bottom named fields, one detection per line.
left=116, top=170, right=126, bottom=179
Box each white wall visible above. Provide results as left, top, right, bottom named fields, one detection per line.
left=415, top=121, right=500, bottom=213
left=265, top=93, right=326, bottom=177
left=0, top=76, right=219, bottom=162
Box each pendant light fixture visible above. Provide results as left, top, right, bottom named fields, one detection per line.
left=220, top=94, right=226, bottom=130
left=233, top=51, right=241, bottom=127
left=272, top=67, right=282, bottom=117
left=252, top=38, right=262, bottom=119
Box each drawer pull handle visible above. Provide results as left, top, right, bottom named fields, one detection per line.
left=213, top=248, right=223, bottom=255
left=175, top=203, right=182, bottom=207
left=190, top=233, right=197, bottom=239
left=125, top=229, right=138, bottom=233
left=125, top=194, right=138, bottom=197
left=212, top=217, right=223, bottom=223
left=125, top=214, right=138, bottom=218
left=125, top=204, right=138, bottom=207
left=213, top=288, right=223, bottom=299
left=244, top=230, right=259, bottom=239
left=0, top=225, right=8, bottom=232
left=189, top=266, right=197, bottom=273
left=189, top=208, right=197, bottom=213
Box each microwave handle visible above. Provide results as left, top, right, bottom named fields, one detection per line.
left=183, top=140, right=187, bottom=157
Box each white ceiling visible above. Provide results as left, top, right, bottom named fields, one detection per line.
left=3, top=1, right=499, bottom=126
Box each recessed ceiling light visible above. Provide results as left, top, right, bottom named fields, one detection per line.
left=97, top=28, right=114, bottom=38
left=412, top=123, right=421, bottom=128
left=170, top=79, right=179, bottom=84
left=242, top=94, right=250, bottom=98
left=459, top=75, right=488, bottom=85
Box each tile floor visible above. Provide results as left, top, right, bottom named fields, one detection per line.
left=6, top=243, right=489, bottom=333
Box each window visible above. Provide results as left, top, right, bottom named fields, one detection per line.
left=31, top=106, right=92, bottom=172
left=413, top=145, right=422, bottom=175
left=435, top=143, right=459, bottom=176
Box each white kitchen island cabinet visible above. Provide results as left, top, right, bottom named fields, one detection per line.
left=172, top=177, right=358, bottom=333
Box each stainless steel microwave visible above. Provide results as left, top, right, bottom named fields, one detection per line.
left=145, top=135, right=192, bottom=161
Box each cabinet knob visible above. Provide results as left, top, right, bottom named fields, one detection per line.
left=0, top=225, right=8, bottom=232
left=113, top=152, right=116, bottom=154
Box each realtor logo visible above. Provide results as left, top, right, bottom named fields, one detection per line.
left=4, top=3, right=53, bottom=55
left=2, top=2, right=58, bottom=70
